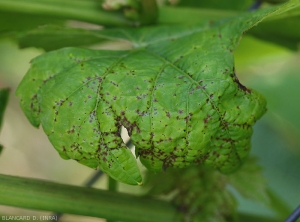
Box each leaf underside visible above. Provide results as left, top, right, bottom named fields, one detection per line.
left=16, top=1, right=298, bottom=185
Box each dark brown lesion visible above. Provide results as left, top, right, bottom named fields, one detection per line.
left=235, top=77, right=251, bottom=93
left=231, top=68, right=251, bottom=93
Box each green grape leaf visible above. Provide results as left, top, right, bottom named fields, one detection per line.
left=16, top=1, right=298, bottom=185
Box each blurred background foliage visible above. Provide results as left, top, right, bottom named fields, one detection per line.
left=0, top=0, right=300, bottom=221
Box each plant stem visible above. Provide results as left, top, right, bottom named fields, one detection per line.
left=139, top=0, right=158, bottom=25
left=0, top=0, right=238, bottom=27
left=0, top=88, right=10, bottom=129
left=107, top=178, right=118, bottom=222
left=0, top=174, right=181, bottom=222
left=158, top=7, right=237, bottom=24
left=52, top=139, right=133, bottom=221
left=52, top=170, right=105, bottom=221
left=0, top=0, right=298, bottom=28
left=108, top=176, right=118, bottom=192
left=0, top=0, right=132, bottom=26
left=0, top=175, right=286, bottom=222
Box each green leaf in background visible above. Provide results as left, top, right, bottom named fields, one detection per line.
left=0, top=88, right=9, bottom=155
left=230, top=30, right=300, bottom=216
left=0, top=11, right=65, bottom=35
left=239, top=54, right=300, bottom=218
left=16, top=1, right=300, bottom=185
left=249, top=16, right=300, bottom=50
left=250, top=121, right=300, bottom=219
left=17, top=25, right=107, bottom=52
left=227, top=157, right=269, bottom=204
left=249, top=62, right=300, bottom=153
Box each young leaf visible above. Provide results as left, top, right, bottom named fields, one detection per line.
left=16, top=1, right=298, bottom=185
